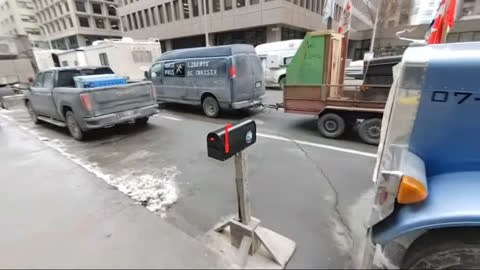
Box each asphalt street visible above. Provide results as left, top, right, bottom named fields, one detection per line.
left=0, top=89, right=377, bottom=268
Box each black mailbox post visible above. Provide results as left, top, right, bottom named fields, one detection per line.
left=207, top=120, right=256, bottom=161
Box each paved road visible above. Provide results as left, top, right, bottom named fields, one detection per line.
left=0, top=89, right=377, bottom=268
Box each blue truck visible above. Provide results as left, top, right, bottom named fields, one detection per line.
left=364, top=41, right=480, bottom=268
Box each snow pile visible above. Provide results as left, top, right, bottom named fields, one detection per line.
left=114, top=168, right=179, bottom=213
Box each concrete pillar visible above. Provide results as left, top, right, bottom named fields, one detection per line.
left=266, top=25, right=281, bottom=42
left=165, top=39, right=173, bottom=51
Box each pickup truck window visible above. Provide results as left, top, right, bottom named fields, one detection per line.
left=32, top=72, right=44, bottom=87
left=56, top=68, right=115, bottom=87
left=43, top=71, right=55, bottom=89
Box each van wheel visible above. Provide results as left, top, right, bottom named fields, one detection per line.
left=358, top=118, right=382, bottom=145
left=202, top=96, right=220, bottom=118
left=317, top=113, right=346, bottom=138
left=402, top=229, right=480, bottom=269
left=26, top=101, right=40, bottom=124
left=135, top=117, right=149, bottom=127
left=65, top=111, right=85, bottom=141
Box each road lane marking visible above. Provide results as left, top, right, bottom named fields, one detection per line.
left=160, top=116, right=183, bottom=121
left=257, top=132, right=377, bottom=158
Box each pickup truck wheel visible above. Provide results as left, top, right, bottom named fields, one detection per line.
left=317, top=113, right=346, bottom=138
left=65, top=111, right=84, bottom=141
left=26, top=101, right=40, bottom=124
left=402, top=229, right=480, bottom=269
left=135, top=117, right=149, bottom=127
left=202, top=96, right=220, bottom=118
left=358, top=118, right=381, bottom=145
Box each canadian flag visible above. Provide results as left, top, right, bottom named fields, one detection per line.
left=426, top=0, right=456, bottom=44
left=338, top=0, right=352, bottom=34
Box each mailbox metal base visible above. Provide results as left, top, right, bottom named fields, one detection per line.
left=213, top=216, right=296, bottom=268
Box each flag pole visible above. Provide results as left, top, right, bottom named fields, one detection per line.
left=440, top=0, right=450, bottom=43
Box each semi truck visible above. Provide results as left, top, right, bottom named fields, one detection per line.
left=363, top=41, right=480, bottom=268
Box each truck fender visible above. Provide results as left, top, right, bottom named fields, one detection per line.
left=372, top=171, right=480, bottom=246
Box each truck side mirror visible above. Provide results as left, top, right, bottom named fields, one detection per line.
left=144, top=70, right=150, bottom=79
left=207, top=120, right=256, bottom=161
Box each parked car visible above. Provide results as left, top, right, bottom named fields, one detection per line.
left=146, top=44, right=265, bottom=117
left=24, top=66, right=158, bottom=140
left=255, top=39, right=302, bottom=90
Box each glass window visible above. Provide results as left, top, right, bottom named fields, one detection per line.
left=79, top=16, right=89, bottom=27
left=58, top=70, right=79, bottom=87
left=51, top=6, right=57, bottom=17
left=192, top=0, right=199, bottom=16
left=165, top=2, right=172, bottom=22
left=61, top=18, right=66, bottom=29
left=203, top=0, right=209, bottom=14
left=182, top=0, right=190, bottom=19
left=137, top=11, right=144, bottom=27
left=132, top=12, right=138, bottom=28
left=99, top=53, right=109, bottom=66
left=64, top=1, right=69, bottom=11
left=459, top=32, right=474, bottom=42
left=250, top=0, right=258, bottom=5
left=158, top=5, right=165, bottom=23
left=400, top=66, right=425, bottom=90
left=92, top=3, right=102, bottom=14
left=150, top=63, right=162, bottom=78
left=236, top=0, right=245, bottom=7
left=68, top=16, right=73, bottom=27
left=110, top=19, right=119, bottom=30
left=108, top=6, right=116, bottom=16
left=58, top=3, right=63, bottom=14
left=213, top=0, right=220, bottom=11
left=33, top=72, right=44, bottom=87
left=127, top=14, right=133, bottom=30
left=305, top=0, right=309, bottom=9
left=151, top=7, right=157, bottom=25
left=173, top=0, right=180, bottom=20
left=144, top=9, right=150, bottom=26
left=42, top=71, right=55, bottom=88
left=75, top=1, right=86, bottom=12
left=68, top=35, right=78, bottom=48
left=473, top=32, right=480, bottom=41
left=224, top=0, right=232, bottom=10
left=95, top=18, right=105, bottom=28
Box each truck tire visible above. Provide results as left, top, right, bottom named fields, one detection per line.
left=65, top=110, right=85, bottom=141
left=358, top=118, right=382, bottom=145
left=26, top=101, right=40, bottom=125
left=202, top=96, right=220, bottom=118
left=317, top=113, right=346, bottom=138
left=135, top=116, right=149, bottom=127
left=402, top=228, right=480, bottom=269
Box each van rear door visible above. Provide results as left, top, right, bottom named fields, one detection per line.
left=231, top=54, right=264, bottom=102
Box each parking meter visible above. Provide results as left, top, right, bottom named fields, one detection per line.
left=207, top=120, right=256, bottom=161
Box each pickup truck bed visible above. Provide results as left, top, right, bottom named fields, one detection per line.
left=24, top=66, right=158, bottom=140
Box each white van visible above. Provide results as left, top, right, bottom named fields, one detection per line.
left=255, top=39, right=302, bottom=90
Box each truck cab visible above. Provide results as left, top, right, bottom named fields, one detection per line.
left=365, top=42, right=480, bottom=268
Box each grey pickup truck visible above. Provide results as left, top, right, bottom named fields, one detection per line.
left=24, top=66, right=158, bottom=140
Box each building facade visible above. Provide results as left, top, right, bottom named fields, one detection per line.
left=0, top=0, right=44, bottom=47
left=117, top=0, right=376, bottom=51
left=32, top=0, right=122, bottom=49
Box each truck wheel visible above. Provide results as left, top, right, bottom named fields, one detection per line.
left=402, top=229, right=480, bottom=269
left=135, top=117, right=149, bottom=127
left=202, top=96, right=220, bottom=118
left=358, top=118, right=381, bottom=145
left=279, top=76, right=286, bottom=91
left=65, top=111, right=85, bottom=141
left=26, top=101, right=40, bottom=125
left=317, top=113, right=346, bottom=138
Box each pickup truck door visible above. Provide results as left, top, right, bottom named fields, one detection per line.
left=32, top=71, right=58, bottom=117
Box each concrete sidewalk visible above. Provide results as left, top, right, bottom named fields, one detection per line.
left=0, top=118, right=232, bottom=268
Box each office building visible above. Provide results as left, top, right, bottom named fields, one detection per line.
left=32, top=0, right=122, bottom=49
left=0, top=0, right=44, bottom=47
left=117, top=0, right=376, bottom=51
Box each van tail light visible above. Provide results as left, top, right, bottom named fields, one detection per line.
left=151, top=84, right=158, bottom=99
left=229, top=66, right=237, bottom=78
left=397, top=175, right=428, bottom=204
left=79, top=93, right=93, bottom=112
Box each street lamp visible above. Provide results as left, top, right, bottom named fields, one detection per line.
left=109, top=4, right=124, bottom=36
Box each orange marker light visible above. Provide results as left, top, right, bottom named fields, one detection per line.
left=397, top=175, right=428, bottom=204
